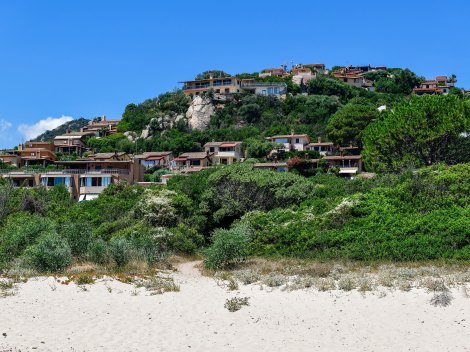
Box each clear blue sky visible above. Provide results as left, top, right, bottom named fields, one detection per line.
left=0, top=0, right=469, bottom=148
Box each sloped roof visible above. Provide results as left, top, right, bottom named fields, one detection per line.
left=178, top=152, right=213, bottom=159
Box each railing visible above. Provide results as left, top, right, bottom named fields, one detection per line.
left=240, top=82, right=287, bottom=88
left=183, top=82, right=235, bottom=90
left=0, top=169, right=130, bottom=175
left=65, top=169, right=130, bottom=175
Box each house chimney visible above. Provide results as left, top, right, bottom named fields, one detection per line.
left=317, top=137, right=322, bottom=143
left=102, top=115, right=106, bottom=121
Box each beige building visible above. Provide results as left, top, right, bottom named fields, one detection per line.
left=267, top=133, right=311, bottom=153
left=323, top=155, right=363, bottom=178
left=413, top=76, right=453, bottom=95
left=181, top=77, right=242, bottom=96
left=173, top=152, right=213, bottom=171
left=204, top=141, right=243, bottom=165
left=54, top=132, right=93, bottom=156
left=259, top=68, right=287, bottom=78
left=134, top=151, right=173, bottom=169
left=17, top=141, right=56, bottom=167
left=81, top=116, right=120, bottom=135
left=54, top=158, right=144, bottom=201
left=305, top=137, right=336, bottom=156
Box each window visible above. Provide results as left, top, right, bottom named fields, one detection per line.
left=190, top=159, right=201, bottom=166
left=295, top=138, right=300, bottom=144
left=42, top=177, right=71, bottom=187
left=81, top=177, right=111, bottom=187
left=224, top=88, right=229, bottom=93
left=209, top=147, right=215, bottom=153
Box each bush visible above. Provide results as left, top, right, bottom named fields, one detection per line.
left=109, top=237, right=134, bottom=267
left=23, top=233, right=72, bottom=272
left=60, top=222, right=93, bottom=258
left=134, top=189, right=178, bottom=227
left=120, top=224, right=173, bottom=263
left=87, top=238, right=109, bottom=265
left=204, top=225, right=251, bottom=269
left=169, top=224, right=205, bottom=254
left=0, top=213, right=56, bottom=266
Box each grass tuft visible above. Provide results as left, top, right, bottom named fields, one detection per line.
left=224, top=297, right=250, bottom=312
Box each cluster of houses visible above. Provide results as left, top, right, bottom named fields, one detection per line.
left=2, top=62, right=463, bottom=201
left=180, top=63, right=467, bottom=97
left=1, top=128, right=363, bottom=201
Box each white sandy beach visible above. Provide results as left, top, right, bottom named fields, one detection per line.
left=0, top=261, right=469, bottom=352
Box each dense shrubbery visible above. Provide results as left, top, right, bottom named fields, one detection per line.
left=204, top=226, right=251, bottom=269
left=23, top=233, right=72, bottom=272
left=236, top=164, right=470, bottom=260
left=363, top=95, right=470, bottom=172
left=0, top=162, right=468, bottom=273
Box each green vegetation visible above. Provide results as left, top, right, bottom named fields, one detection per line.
left=1, top=66, right=469, bottom=274
left=363, top=95, right=470, bottom=172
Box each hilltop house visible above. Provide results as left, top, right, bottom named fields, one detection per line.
left=291, top=65, right=317, bottom=86
left=16, top=141, right=56, bottom=167
left=81, top=116, right=120, bottom=136
left=413, top=76, right=453, bottom=95
left=180, top=77, right=242, bottom=96
left=240, top=79, right=287, bottom=97
left=204, top=141, right=243, bottom=165
left=173, top=152, right=213, bottom=171
left=134, top=151, right=173, bottom=169
left=332, top=67, right=373, bottom=90
left=267, top=133, right=310, bottom=153
left=303, top=63, right=327, bottom=74
left=259, top=67, right=287, bottom=78
left=53, top=132, right=94, bottom=156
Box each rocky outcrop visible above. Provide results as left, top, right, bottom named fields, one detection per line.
left=124, top=131, right=138, bottom=142
left=185, top=96, right=215, bottom=130
left=129, top=96, right=214, bottom=141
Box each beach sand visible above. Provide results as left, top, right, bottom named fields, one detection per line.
left=0, top=261, right=468, bottom=352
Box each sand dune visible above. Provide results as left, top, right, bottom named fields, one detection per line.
left=0, top=261, right=469, bottom=352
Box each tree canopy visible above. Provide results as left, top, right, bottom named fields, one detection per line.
left=327, top=99, right=380, bottom=147
left=362, top=95, right=470, bottom=172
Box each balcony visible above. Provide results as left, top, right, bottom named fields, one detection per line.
left=80, top=186, right=106, bottom=194
left=215, top=151, right=237, bottom=158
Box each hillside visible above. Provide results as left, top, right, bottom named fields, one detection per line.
left=32, top=117, right=90, bottom=142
